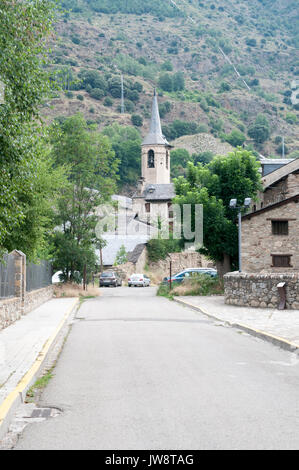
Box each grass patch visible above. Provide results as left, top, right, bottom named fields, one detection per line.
left=157, top=275, right=224, bottom=299
left=156, top=283, right=174, bottom=300
left=25, top=368, right=54, bottom=403
left=53, top=282, right=100, bottom=299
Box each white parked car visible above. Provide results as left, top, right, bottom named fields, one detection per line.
left=128, top=274, right=151, bottom=287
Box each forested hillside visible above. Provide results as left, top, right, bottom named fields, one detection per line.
left=43, top=0, right=299, bottom=189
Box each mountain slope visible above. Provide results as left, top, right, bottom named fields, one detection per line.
left=43, top=0, right=299, bottom=160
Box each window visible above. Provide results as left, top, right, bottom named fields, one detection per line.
left=272, top=220, right=288, bottom=235
left=166, top=151, right=169, bottom=170
left=168, top=202, right=173, bottom=218
left=272, top=255, right=292, bottom=268
left=148, top=150, right=155, bottom=168
left=145, top=203, right=150, bottom=213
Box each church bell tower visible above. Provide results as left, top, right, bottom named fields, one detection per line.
left=141, top=90, right=172, bottom=186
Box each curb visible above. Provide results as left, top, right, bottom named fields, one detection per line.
left=173, top=297, right=299, bottom=354
left=0, top=298, right=79, bottom=440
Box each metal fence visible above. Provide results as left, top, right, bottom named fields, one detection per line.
left=26, top=260, right=52, bottom=293
left=0, top=253, right=16, bottom=299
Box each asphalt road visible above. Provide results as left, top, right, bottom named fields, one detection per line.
left=15, top=287, right=299, bottom=450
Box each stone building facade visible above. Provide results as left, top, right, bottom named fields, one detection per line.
left=242, top=158, right=299, bottom=273
left=224, top=159, right=299, bottom=309
left=242, top=195, right=299, bottom=273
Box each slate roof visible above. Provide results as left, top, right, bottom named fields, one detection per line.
left=142, top=183, right=175, bottom=201
left=97, top=218, right=157, bottom=266
left=127, top=243, right=146, bottom=264
left=142, top=90, right=170, bottom=147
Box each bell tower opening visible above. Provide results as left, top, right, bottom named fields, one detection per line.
left=148, top=150, right=155, bottom=168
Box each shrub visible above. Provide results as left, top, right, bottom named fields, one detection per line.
left=90, top=88, right=105, bottom=100
left=131, top=114, right=143, bottom=127
left=104, top=97, right=113, bottom=107
left=147, top=238, right=181, bottom=263
left=285, top=113, right=297, bottom=124
left=223, top=129, right=246, bottom=147
left=248, top=114, right=270, bottom=143
left=76, top=94, right=84, bottom=101
left=219, top=81, right=231, bottom=92
left=171, top=275, right=224, bottom=296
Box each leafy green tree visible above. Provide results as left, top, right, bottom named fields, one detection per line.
left=114, top=245, right=128, bottom=265
left=158, top=73, right=173, bottom=92
left=131, top=114, right=143, bottom=127
left=50, top=114, right=119, bottom=281
left=0, top=0, right=58, bottom=256
left=174, top=149, right=261, bottom=274
left=170, top=148, right=192, bottom=177
left=101, top=124, right=141, bottom=187
left=248, top=114, right=271, bottom=144
left=173, top=72, right=185, bottom=91
left=223, top=129, right=246, bottom=147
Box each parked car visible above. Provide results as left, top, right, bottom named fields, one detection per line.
left=128, top=274, right=151, bottom=287
left=99, top=271, right=122, bottom=287
left=163, top=268, right=218, bottom=285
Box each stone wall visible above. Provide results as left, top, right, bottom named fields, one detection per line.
left=0, top=297, right=21, bottom=330
left=149, top=251, right=214, bottom=278
left=114, top=249, right=214, bottom=282
left=0, top=251, right=53, bottom=331
left=242, top=198, right=299, bottom=273
left=224, top=272, right=299, bottom=310
left=23, top=286, right=54, bottom=315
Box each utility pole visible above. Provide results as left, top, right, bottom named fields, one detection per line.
left=121, top=74, right=125, bottom=114
left=229, top=198, right=252, bottom=273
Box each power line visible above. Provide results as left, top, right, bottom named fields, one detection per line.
left=167, top=0, right=251, bottom=91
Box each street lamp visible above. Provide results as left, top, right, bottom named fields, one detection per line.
left=229, top=198, right=251, bottom=272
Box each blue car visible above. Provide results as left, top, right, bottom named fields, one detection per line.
left=163, top=268, right=218, bottom=285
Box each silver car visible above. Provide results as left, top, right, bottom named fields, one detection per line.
left=128, top=274, right=151, bottom=287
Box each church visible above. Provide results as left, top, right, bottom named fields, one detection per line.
left=99, top=90, right=176, bottom=268
left=132, top=90, right=176, bottom=231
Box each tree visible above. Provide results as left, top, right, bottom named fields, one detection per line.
left=174, top=149, right=261, bottom=275
left=223, top=129, right=246, bottom=147
left=101, top=124, right=141, bottom=187
left=158, top=73, right=173, bottom=92
left=131, top=114, right=143, bottom=127
left=114, top=245, right=128, bottom=265
left=248, top=114, right=271, bottom=144
left=0, top=0, right=58, bottom=256
left=2, top=134, right=67, bottom=259
left=50, top=114, right=119, bottom=282
left=173, top=72, right=185, bottom=91
left=170, top=148, right=192, bottom=177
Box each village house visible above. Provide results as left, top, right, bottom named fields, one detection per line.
left=242, top=158, right=299, bottom=273
left=225, top=158, right=299, bottom=309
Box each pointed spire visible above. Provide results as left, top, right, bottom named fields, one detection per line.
left=142, top=89, right=170, bottom=146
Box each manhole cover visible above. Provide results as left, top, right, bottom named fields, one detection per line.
left=30, top=406, right=62, bottom=419
left=31, top=408, right=52, bottom=418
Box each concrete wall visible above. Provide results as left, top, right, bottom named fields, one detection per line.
left=242, top=199, right=299, bottom=273
left=224, top=272, right=299, bottom=310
